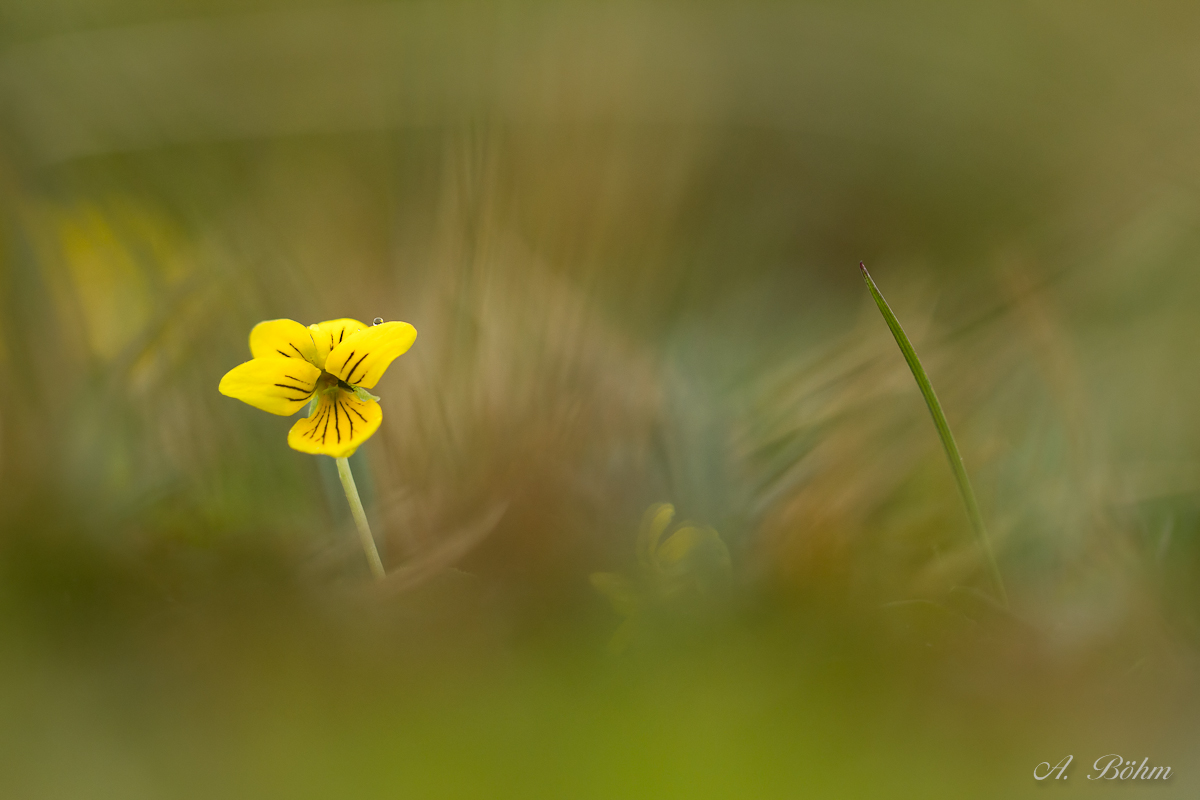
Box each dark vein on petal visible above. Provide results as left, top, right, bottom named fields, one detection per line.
left=346, top=352, right=369, bottom=384
left=347, top=404, right=368, bottom=423
left=277, top=349, right=291, bottom=358
left=321, top=405, right=332, bottom=443
left=334, top=400, right=342, bottom=444
left=305, top=404, right=329, bottom=438
left=341, top=350, right=356, bottom=371
left=343, top=398, right=354, bottom=439
left=290, top=343, right=306, bottom=358
left=339, top=329, right=345, bottom=343
left=274, top=383, right=311, bottom=393
left=284, top=374, right=313, bottom=386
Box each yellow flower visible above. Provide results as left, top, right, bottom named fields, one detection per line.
left=590, top=503, right=731, bottom=652
left=219, top=317, right=416, bottom=458
left=634, top=502, right=731, bottom=593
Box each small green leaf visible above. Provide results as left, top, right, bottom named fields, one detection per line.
left=590, top=572, right=640, bottom=618
left=353, top=385, right=380, bottom=403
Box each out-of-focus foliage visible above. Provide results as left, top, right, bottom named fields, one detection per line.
left=591, top=503, right=732, bottom=652
left=2, top=1, right=1200, bottom=797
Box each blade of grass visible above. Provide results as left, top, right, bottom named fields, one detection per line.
left=859, top=262, right=1008, bottom=608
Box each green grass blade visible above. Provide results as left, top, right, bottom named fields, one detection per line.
left=859, top=262, right=1009, bottom=608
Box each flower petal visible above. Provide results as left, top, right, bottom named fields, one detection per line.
left=218, top=356, right=320, bottom=416
left=287, top=389, right=382, bottom=457
left=249, top=319, right=320, bottom=366
left=325, top=321, right=417, bottom=389
left=308, top=318, right=367, bottom=370
left=654, top=526, right=731, bottom=572
left=636, top=503, right=675, bottom=567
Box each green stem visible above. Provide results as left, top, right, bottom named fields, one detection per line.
left=336, top=456, right=385, bottom=580
left=859, top=262, right=1008, bottom=608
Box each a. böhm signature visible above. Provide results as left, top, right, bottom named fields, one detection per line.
left=1034, top=754, right=1172, bottom=781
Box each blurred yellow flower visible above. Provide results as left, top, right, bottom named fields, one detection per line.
left=591, top=503, right=731, bottom=652
left=219, top=317, right=416, bottom=458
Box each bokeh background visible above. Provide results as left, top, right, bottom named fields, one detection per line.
left=2, top=1, right=1200, bottom=797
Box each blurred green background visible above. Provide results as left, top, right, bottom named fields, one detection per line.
left=2, top=1, right=1200, bottom=797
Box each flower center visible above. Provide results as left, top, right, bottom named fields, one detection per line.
left=316, top=371, right=355, bottom=394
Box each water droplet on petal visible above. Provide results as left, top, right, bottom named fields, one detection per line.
left=372, top=317, right=383, bottom=326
